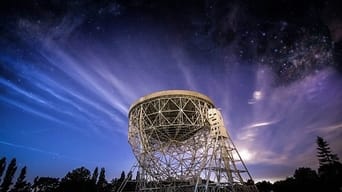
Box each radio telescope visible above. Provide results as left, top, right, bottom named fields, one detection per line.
left=128, top=90, right=258, bottom=192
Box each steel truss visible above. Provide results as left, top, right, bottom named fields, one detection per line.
left=128, top=90, right=258, bottom=192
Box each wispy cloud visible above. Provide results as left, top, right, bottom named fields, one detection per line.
left=1, top=10, right=341, bottom=182
left=0, top=92, right=65, bottom=126
left=246, top=121, right=277, bottom=129
left=0, top=140, right=100, bottom=165
left=309, top=122, right=342, bottom=134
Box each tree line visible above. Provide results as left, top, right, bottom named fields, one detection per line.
left=256, top=136, right=342, bottom=192
left=0, top=159, right=136, bottom=192
left=1, top=136, right=341, bottom=192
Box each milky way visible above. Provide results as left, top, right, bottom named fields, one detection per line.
left=1, top=0, right=342, bottom=182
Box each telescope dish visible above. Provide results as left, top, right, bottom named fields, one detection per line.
left=127, top=90, right=258, bottom=192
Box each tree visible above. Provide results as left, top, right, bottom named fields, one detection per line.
left=10, top=166, right=30, bottom=192
left=273, top=177, right=296, bottom=192
left=97, top=168, right=108, bottom=192
left=316, top=136, right=339, bottom=166
left=108, top=178, right=118, bottom=192
left=61, top=167, right=91, bottom=183
left=127, top=171, right=132, bottom=181
left=58, top=167, right=95, bottom=192
left=118, top=171, right=125, bottom=183
left=294, top=167, right=318, bottom=180
left=32, top=177, right=59, bottom=192
left=316, top=136, right=342, bottom=191
left=256, top=180, right=272, bottom=192
left=0, top=158, right=17, bottom=192
left=0, top=158, right=6, bottom=184
left=293, top=167, right=320, bottom=191
left=91, top=167, right=99, bottom=184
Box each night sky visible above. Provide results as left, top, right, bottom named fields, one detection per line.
left=1, top=0, right=342, bottom=182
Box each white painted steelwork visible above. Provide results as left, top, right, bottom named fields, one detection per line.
left=128, top=90, right=258, bottom=192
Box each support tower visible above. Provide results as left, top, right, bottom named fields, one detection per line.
left=128, top=90, right=258, bottom=192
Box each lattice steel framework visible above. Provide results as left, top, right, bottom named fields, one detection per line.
left=128, top=90, right=258, bottom=192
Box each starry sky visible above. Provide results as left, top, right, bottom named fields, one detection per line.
left=1, top=0, right=342, bottom=182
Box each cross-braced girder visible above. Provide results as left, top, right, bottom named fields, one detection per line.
left=128, top=90, right=258, bottom=192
